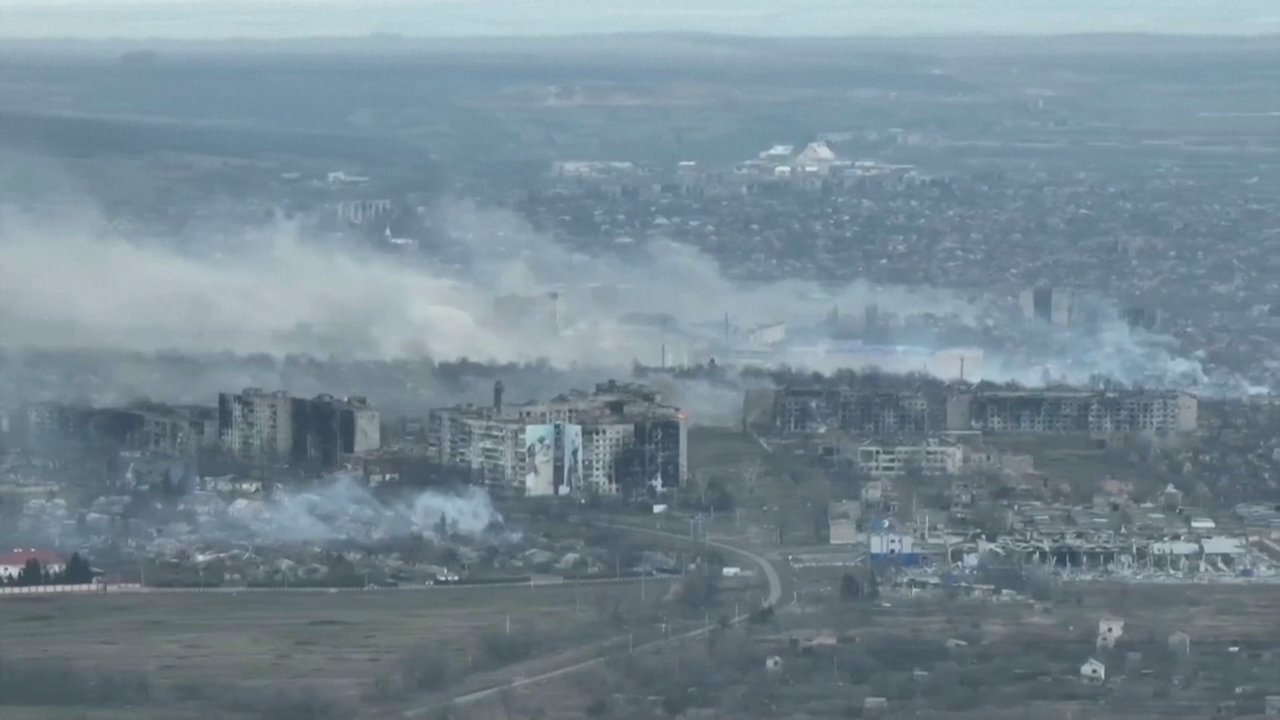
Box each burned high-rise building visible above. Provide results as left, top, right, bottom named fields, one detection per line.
left=616, top=417, right=686, bottom=492
left=219, top=388, right=379, bottom=468
left=93, top=403, right=219, bottom=455
left=291, top=394, right=381, bottom=470
left=945, top=388, right=1197, bottom=435
left=19, top=401, right=216, bottom=455
left=763, top=386, right=944, bottom=437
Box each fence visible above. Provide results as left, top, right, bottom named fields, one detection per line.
left=0, top=582, right=116, bottom=596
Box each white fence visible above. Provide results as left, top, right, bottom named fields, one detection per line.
left=0, top=582, right=122, bottom=596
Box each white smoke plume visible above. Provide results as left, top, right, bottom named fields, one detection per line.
left=0, top=180, right=975, bottom=367
left=227, top=475, right=511, bottom=544
left=0, top=157, right=1255, bottom=401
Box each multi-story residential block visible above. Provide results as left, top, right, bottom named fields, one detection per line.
left=218, top=388, right=294, bottom=463
left=426, top=380, right=687, bottom=496
left=947, top=389, right=1197, bottom=435
left=218, top=388, right=381, bottom=467
left=291, top=394, right=381, bottom=469
left=763, top=386, right=944, bottom=436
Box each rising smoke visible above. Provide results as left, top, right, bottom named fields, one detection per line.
left=0, top=160, right=1257, bottom=408
left=0, top=196, right=968, bottom=365
left=225, top=475, right=512, bottom=545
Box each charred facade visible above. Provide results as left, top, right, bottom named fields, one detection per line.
left=762, top=386, right=945, bottom=437
left=948, top=389, right=1197, bottom=435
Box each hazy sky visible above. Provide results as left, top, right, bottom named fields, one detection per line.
left=2, top=0, right=1279, bottom=39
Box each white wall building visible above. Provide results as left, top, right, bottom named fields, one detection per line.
left=869, top=533, right=914, bottom=557
left=857, top=442, right=963, bottom=477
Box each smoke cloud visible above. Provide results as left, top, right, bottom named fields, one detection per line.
left=225, top=475, right=511, bottom=545
left=0, top=160, right=1259, bottom=409
left=0, top=185, right=973, bottom=367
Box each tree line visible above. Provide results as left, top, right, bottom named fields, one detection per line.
left=1, top=553, right=95, bottom=587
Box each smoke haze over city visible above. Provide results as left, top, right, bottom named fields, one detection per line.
left=0, top=172, right=1257, bottom=409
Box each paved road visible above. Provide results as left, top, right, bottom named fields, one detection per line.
left=612, top=522, right=785, bottom=608
left=0, top=575, right=657, bottom=600
left=403, top=522, right=785, bottom=716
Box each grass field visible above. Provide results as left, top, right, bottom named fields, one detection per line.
left=0, top=580, right=679, bottom=718
left=490, top=581, right=1280, bottom=720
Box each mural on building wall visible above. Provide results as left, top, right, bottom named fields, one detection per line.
left=524, top=424, right=556, bottom=496
left=561, top=423, right=583, bottom=495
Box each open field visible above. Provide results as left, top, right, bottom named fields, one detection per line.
left=688, top=427, right=834, bottom=547
left=480, top=579, right=1280, bottom=719
left=0, top=580, right=684, bottom=718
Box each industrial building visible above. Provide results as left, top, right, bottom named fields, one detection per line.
left=218, top=388, right=381, bottom=467
left=426, top=380, right=688, bottom=496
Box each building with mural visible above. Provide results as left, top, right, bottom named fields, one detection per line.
left=426, top=380, right=687, bottom=496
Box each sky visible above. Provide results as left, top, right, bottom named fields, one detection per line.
left=2, top=0, right=1279, bottom=39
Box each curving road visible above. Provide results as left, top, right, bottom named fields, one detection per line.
left=403, top=521, right=784, bottom=716
left=610, top=522, right=784, bottom=608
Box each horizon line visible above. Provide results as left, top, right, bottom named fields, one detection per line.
left=4, top=30, right=1280, bottom=44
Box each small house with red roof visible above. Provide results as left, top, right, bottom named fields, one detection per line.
left=0, top=549, right=66, bottom=580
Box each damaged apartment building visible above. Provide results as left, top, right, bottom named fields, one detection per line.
left=745, top=384, right=943, bottom=437
left=21, top=401, right=219, bottom=456
left=747, top=384, right=1197, bottom=439
left=426, top=380, right=688, bottom=497
left=946, top=387, right=1197, bottom=436
left=217, top=388, right=381, bottom=469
